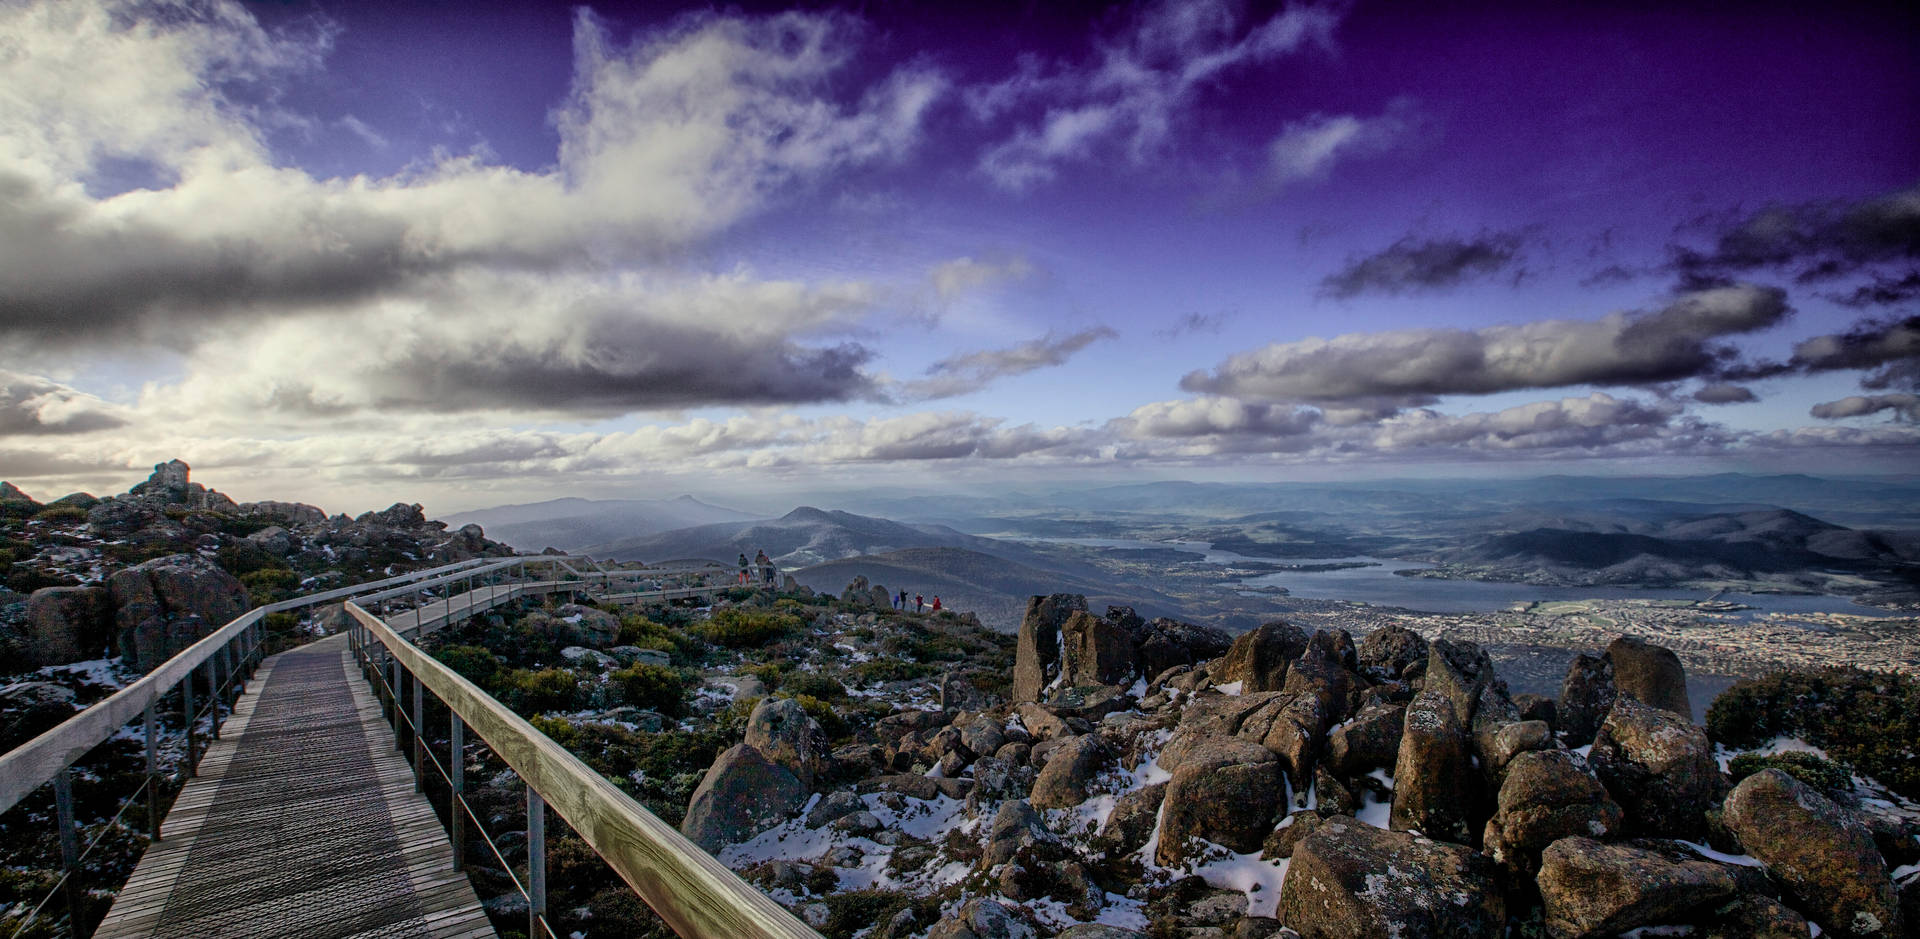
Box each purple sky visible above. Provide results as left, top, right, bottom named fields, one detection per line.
left=0, top=0, right=1915, bottom=513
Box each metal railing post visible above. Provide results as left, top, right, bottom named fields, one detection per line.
left=53, top=767, right=81, bottom=939
left=144, top=700, right=160, bottom=841
left=450, top=715, right=465, bottom=872
left=528, top=788, right=547, bottom=938
left=205, top=660, right=221, bottom=740
left=411, top=677, right=425, bottom=791
left=390, top=658, right=404, bottom=751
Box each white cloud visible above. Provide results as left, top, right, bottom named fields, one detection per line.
left=1268, top=98, right=1417, bottom=184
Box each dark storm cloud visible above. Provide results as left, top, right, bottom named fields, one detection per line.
left=1829, top=271, right=1920, bottom=308
left=1668, top=183, right=1920, bottom=288
left=1319, top=231, right=1525, bottom=299
left=903, top=327, right=1116, bottom=400
left=354, top=321, right=878, bottom=414
left=1692, top=382, right=1758, bottom=405
left=1183, top=284, right=1789, bottom=403
left=0, top=371, right=129, bottom=435
left=1809, top=394, right=1920, bottom=422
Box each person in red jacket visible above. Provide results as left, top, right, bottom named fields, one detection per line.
left=931, top=596, right=942, bottom=612
left=914, top=594, right=923, bottom=612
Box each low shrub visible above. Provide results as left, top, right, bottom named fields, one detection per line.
left=1727, top=750, right=1853, bottom=797
left=501, top=667, right=583, bottom=713
left=698, top=608, right=801, bottom=649
left=612, top=663, right=691, bottom=715
left=1707, top=667, right=1920, bottom=799
left=434, top=644, right=500, bottom=687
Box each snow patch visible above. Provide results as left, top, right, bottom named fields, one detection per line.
left=1675, top=840, right=1766, bottom=868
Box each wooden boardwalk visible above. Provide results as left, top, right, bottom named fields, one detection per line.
left=93, top=634, right=494, bottom=939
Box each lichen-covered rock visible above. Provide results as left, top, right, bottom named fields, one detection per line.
left=925, top=898, right=1037, bottom=939
left=1031, top=734, right=1108, bottom=809
left=1281, top=634, right=1356, bottom=726
left=1061, top=610, right=1136, bottom=687
left=1588, top=696, right=1719, bottom=839
left=1490, top=719, right=1556, bottom=772
left=1356, top=623, right=1427, bottom=682
left=1095, top=782, right=1165, bottom=857
left=106, top=553, right=249, bottom=669
left=1157, top=736, right=1282, bottom=865
left=1723, top=769, right=1903, bottom=938
left=1276, top=816, right=1505, bottom=938
left=1215, top=620, right=1309, bottom=693
left=1699, top=893, right=1815, bottom=939
left=1391, top=689, right=1474, bottom=845
left=1536, top=836, right=1740, bottom=939
left=1558, top=653, right=1615, bottom=747
left=1327, top=701, right=1406, bottom=777
left=1606, top=636, right=1691, bottom=718
left=23, top=585, right=112, bottom=667
left=1014, top=594, right=1087, bottom=703
left=1134, top=617, right=1232, bottom=680
left=983, top=799, right=1061, bottom=868
left=1424, top=639, right=1502, bottom=724
left=1484, top=750, right=1622, bottom=875
left=554, top=603, right=620, bottom=646
left=744, top=697, right=830, bottom=790
left=681, top=743, right=808, bottom=851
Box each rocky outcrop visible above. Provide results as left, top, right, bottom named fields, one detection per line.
left=1013, top=595, right=1086, bottom=703
left=1723, top=769, right=1903, bottom=938
left=1356, top=623, right=1427, bottom=681
left=1031, top=735, right=1107, bottom=809
left=1588, top=696, right=1719, bottom=839
left=553, top=603, right=620, bottom=647
left=1277, top=817, right=1505, bottom=938
left=1326, top=700, right=1405, bottom=776
left=1606, top=636, right=1691, bottom=717
left=237, top=500, right=327, bottom=526
left=126, top=459, right=236, bottom=511
left=1132, top=615, right=1231, bottom=679
left=1059, top=611, right=1134, bottom=687
left=681, top=744, right=809, bottom=851
left=925, top=898, right=1036, bottom=939
left=1391, top=689, right=1475, bottom=844
left=1215, top=620, right=1308, bottom=692
left=106, top=554, right=248, bottom=669
left=1536, top=837, right=1739, bottom=939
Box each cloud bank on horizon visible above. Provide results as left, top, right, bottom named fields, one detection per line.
left=0, top=0, right=1915, bottom=511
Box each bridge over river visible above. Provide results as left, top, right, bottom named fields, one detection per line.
left=0, top=556, right=820, bottom=939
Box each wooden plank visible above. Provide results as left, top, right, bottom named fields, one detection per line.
left=349, top=602, right=821, bottom=939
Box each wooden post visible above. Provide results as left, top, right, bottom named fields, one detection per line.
left=182, top=677, right=196, bottom=777
left=450, top=715, right=465, bottom=872
left=528, top=787, right=547, bottom=938
left=53, top=767, right=81, bottom=939
left=144, top=700, right=159, bottom=841
left=412, top=676, right=425, bottom=792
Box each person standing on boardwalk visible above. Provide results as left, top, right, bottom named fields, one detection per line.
left=931, top=596, right=941, bottom=612
left=896, top=589, right=907, bottom=610
left=737, top=552, right=749, bottom=585
left=914, top=594, right=924, bottom=612
left=756, top=549, right=775, bottom=586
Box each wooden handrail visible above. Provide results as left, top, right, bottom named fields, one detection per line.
left=345, top=601, right=821, bottom=939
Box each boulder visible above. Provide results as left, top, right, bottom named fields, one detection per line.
left=1240, top=693, right=1330, bottom=801
left=1327, top=701, right=1407, bottom=777
left=1157, top=735, right=1282, bottom=865
left=925, top=898, right=1036, bottom=939
left=744, top=697, right=830, bottom=790
left=1483, top=750, right=1622, bottom=875
left=1588, top=696, right=1719, bottom=839
left=1061, top=610, right=1135, bottom=687
left=1096, top=782, right=1165, bottom=857
left=1489, top=720, right=1555, bottom=772
left=23, top=586, right=112, bottom=667
left=237, top=500, right=327, bottom=526
left=1606, top=636, right=1691, bottom=718
left=1422, top=639, right=1501, bottom=727
left=1514, top=693, right=1557, bottom=726
left=357, top=502, right=429, bottom=528
left=1031, top=735, right=1109, bottom=809
left=1215, top=620, right=1309, bottom=692
left=1356, top=624, right=1426, bottom=682
left=1047, top=684, right=1130, bottom=722
left=554, top=603, right=620, bottom=646
left=1276, top=816, right=1505, bottom=938
left=983, top=799, right=1060, bottom=868
left=1390, top=689, right=1475, bottom=845
left=1013, top=594, right=1087, bottom=703
left=1558, top=653, right=1615, bottom=747
left=1723, top=769, right=1903, bottom=938
left=1536, top=836, right=1740, bottom=939
left=1014, top=702, right=1077, bottom=741
left=106, top=554, right=249, bottom=669
left=1699, top=894, right=1816, bottom=939
left=87, top=498, right=161, bottom=538
left=1281, top=633, right=1356, bottom=726
left=941, top=671, right=990, bottom=712
left=680, top=744, right=808, bottom=851
left=1134, top=617, right=1233, bottom=680
left=839, top=576, right=877, bottom=607
left=245, top=525, right=294, bottom=556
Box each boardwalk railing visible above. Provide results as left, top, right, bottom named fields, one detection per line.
left=0, top=553, right=674, bottom=938
left=345, top=581, right=821, bottom=939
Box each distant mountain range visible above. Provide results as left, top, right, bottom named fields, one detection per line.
left=439, top=495, right=758, bottom=552
left=789, top=547, right=1173, bottom=630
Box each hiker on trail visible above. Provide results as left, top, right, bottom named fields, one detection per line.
left=896, top=589, right=907, bottom=610
left=931, top=596, right=942, bottom=612
left=737, top=553, right=749, bottom=585
left=914, top=594, right=924, bottom=612
left=757, top=550, right=776, bottom=586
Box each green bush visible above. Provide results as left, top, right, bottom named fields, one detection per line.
left=215, top=542, right=285, bottom=577
left=434, top=644, right=500, bottom=686
left=1707, top=667, right=1920, bottom=799
left=617, top=614, right=674, bottom=650
left=1727, top=750, right=1853, bottom=797
left=783, top=673, right=847, bottom=701
left=530, top=714, right=584, bottom=750
left=788, top=693, right=849, bottom=741
left=30, top=505, right=88, bottom=523
left=612, top=663, right=691, bottom=715
left=241, top=568, right=301, bottom=605
left=698, top=608, right=801, bottom=649
left=502, top=668, right=583, bottom=713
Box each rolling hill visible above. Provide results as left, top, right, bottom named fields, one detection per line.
left=790, top=547, right=1179, bottom=632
